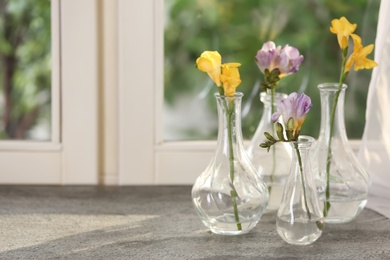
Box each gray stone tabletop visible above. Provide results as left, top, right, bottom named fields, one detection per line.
left=0, top=185, right=389, bottom=259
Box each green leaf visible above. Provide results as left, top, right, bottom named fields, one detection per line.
left=270, top=68, right=281, bottom=78
left=264, top=132, right=276, bottom=142
left=261, top=68, right=281, bottom=91
left=276, top=123, right=285, bottom=141
left=259, top=143, right=269, bottom=149
left=287, top=117, right=295, bottom=131
left=286, top=130, right=294, bottom=141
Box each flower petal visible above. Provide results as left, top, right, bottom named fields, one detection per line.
left=273, top=92, right=312, bottom=133
left=330, top=17, right=357, bottom=49
left=344, top=34, right=377, bottom=72
left=271, top=111, right=281, bottom=122
left=220, top=63, right=242, bottom=95
left=279, top=45, right=303, bottom=76
left=196, top=51, right=222, bottom=86
left=262, top=41, right=276, bottom=51
left=196, top=57, right=214, bottom=72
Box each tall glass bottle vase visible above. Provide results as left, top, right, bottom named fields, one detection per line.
left=192, top=92, right=269, bottom=235
left=276, top=136, right=323, bottom=245
left=247, top=90, right=292, bottom=211
left=313, top=83, right=370, bottom=223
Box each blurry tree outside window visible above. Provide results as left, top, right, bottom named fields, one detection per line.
left=0, top=0, right=51, bottom=140
left=164, top=0, right=379, bottom=141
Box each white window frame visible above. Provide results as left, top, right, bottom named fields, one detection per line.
left=119, top=0, right=215, bottom=185
left=0, top=0, right=99, bottom=184
left=118, top=0, right=363, bottom=185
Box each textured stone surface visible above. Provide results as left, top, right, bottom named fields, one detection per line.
left=0, top=185, right=389, bottom=259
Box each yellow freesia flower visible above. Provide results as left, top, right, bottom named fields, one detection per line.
left=220, top=63, right=241, bottom=96
left=330, top=16, right=357, bottom=49
left=196, top=51, right=222, bottom=86
left=345, top=34, right=378, bottom=72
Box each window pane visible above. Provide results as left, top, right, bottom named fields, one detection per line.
left=164, top=0, right=380, bottom=141
left=0, top=0, right=51, bottom=140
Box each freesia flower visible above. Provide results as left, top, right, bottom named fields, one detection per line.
left=196, top=51, right=222, bottom=86
left=255, top=41, right=282, bottom=74
left=271, top=92, right=312, bottom=138
left=323, top=17, right=377, bottom=218
left=196, top=51, right=242, bottom=96
left=260, top=92, right=312, bottom=149
left=330, top=16, right=357, bottom=49
left=260, top=93, right=314, bottom=223
left=220, top=63, right=242, bottom=96
left=260, top=92, right=312, bottom=148
left=345, top=34, right=378, bottom=72
left=279, top=45, right=304, bottom=77
left=255, top=41, right=304, bottom=79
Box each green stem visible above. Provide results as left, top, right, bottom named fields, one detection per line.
left=226, top=99, right=241, bottom=231
left=269, top=88, right=276, bottom=195
left=294, top=143, right=311, bottom=220
left=324, top=90, right=339, bottom=217
left=324, top=47, right=349, bottom=217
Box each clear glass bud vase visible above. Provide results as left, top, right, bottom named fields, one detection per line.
left=312, top=83, right=370, bottom=223
left=192, top=92, right=269, bottom=235
left=247, top=90, right=292, bottom=211
left=276, top=136, right=323, bottom=245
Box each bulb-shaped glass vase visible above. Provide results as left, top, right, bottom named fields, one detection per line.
left=192, top=92, right=269, bottom=235
left=247, top=91, right=292, bottom=211
left=276, top=136, right=324, bottom=245
left=312, top=83, right=370, bottom=223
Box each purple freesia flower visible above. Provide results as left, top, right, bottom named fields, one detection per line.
left=272, top=92, right=312, bottom=133
left=279, top=45, right=304, bottom=77
left=255, top=41, right=282, bottom=74
left=255, top=41, right=304, bottom=77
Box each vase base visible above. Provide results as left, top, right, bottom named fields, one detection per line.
left=276, top=216, right=323, bottom=245
left=209, top=227, right=252, bottom=236
left=324, top=218, right=354, bottom=224
left=321, top=197, right=367, bottom=224
left=201, top=215, right=260, bottom=236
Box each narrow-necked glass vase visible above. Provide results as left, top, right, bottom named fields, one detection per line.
left=276, top=136, right=323, bottom=245
left=312, top=83, right=370, bottom=223
left=247, top=90, right=292, bottom=211
left=192, top=92, right=269, bottom=235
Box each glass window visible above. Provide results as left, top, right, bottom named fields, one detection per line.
left=164, top=0, right=380, bottom=141
left=0, top=0, right=51, bottom=140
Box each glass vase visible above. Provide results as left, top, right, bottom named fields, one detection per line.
left=192, top=92, right=269, bottom=235
left=312, top=83, right=370, bottom=223
left=276, top=136, right=323, bottom=245
left=247, top=90, right=292, bottom=211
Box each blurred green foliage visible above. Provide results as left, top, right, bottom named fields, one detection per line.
left=164, top=0, right=380, bottom=140
left=0, top=0, right=51, bottom=140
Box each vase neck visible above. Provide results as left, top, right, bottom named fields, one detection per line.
left=318, top=83, right=348, bottom=140
left=215, top=93, right=245, bottom=152
left=259, top=91, right=288, bottom=120
left=290, top=136, right=314, bottom=173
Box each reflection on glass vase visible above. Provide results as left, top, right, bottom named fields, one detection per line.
left=276, top=136, right=323, bottom=245
left=192, top=92, right=269, bottom=235
left=312, top=83, right=370, bottom=224
left=247, top=91, right=292, bottom=211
